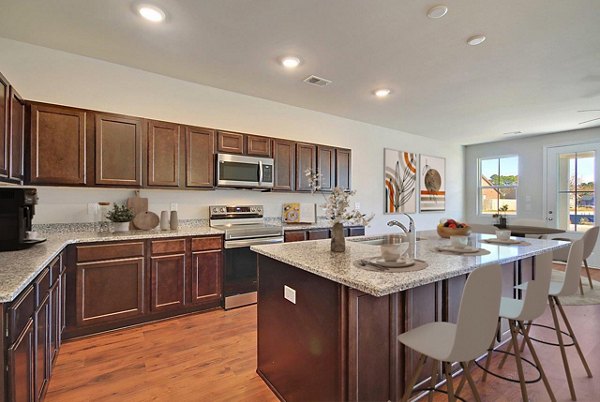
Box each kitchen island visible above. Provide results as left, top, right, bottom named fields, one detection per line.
left=251, top=232, right=569, bottom=402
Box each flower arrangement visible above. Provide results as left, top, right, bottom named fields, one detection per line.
left=492, top=204, right=509, bottom=228
left=106, top=203, right=135, bottom=223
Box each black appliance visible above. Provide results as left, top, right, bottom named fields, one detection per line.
left=0, top=187, right=43, bottom=251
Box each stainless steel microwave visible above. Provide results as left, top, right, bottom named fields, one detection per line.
left=216, top=153, right=274, bottom=189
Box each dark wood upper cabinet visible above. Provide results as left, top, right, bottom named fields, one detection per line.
left=9, top=86, right=25, bottom=182
left=246, top=134, right=272, bottom=157
left=217, top=131, right=244, bottom=154
left=336, top=148, right=352, bottom=191
left=147, top=121, right=181, bottom=187
left=317, top=146, right=335, bottom=192
left=185, top=126, right=215, bottom=188
left=295, top=143, right=316, bottom=192
left=95, top=113, right=142, bottom=186
left=0, top=72, right=8, bottom=178
left=30, top=104, right=86, bottom=185
left=272, top=139, right=295, bottom=191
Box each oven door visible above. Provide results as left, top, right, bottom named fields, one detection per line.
left=223, top=236, right=283, bottom=309
left=216, top=153, right=273, bottom=189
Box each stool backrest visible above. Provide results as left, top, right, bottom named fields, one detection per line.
left=516, top=252, right=553, bottom=320
left=555, top=238, right=585, bottom=297
left=448, top=263, right=502, bottom=363
left=583, top=226, right=599, bottom=260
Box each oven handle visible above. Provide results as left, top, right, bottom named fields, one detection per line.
left=258, top=160, right=263, bottom=185
left=224, top=236, right=284, bottom=249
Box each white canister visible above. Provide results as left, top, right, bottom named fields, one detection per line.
left=160, top=211, right=170, bottom=230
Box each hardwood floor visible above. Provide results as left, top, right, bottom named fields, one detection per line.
left=46, top=267, right=600, bottom=401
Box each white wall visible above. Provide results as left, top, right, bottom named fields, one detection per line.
left=465, top=126, right=600, bottom=225
left=0, top=38, right=464, bottom=234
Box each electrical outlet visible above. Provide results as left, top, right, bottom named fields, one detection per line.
left=87, top=203, right=98, bottom=216
left=354, top=202, right=360, bottom=210
left=284, top=285, right=296, bottom=304
left=170, top=203, right=178, bottom=211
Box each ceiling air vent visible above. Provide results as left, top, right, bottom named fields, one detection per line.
left=303, top=75, right=332, bottom=87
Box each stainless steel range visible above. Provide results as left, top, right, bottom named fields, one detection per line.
left=209, top=205, right=283, bottom=309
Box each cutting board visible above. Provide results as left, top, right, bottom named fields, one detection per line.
left=132, top=211, right=160, bottom=230
left=127, top=191, right=148, bottom=230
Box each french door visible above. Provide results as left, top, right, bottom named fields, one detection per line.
left=547, top=143, right=600, bottom=267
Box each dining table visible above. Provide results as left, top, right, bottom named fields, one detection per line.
left=494, top=224, right=565, bottom=238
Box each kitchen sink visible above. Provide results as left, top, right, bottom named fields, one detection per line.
left=350, top=235, right=425, bottom=246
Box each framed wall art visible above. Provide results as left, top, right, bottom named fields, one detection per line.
left=384, top=148, right=417, bottom=214
left=419, top=154, right=446, bottom=211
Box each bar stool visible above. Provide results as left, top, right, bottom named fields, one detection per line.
left=522, top=238, right=592, bottom=401
left=398, top=263, right=502, bottom=402
left=476, top=251, right=556, bottom=402
left=552, top=226, right=599, bottom=295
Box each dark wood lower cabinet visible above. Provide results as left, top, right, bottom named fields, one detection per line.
left=191, top=250, right=222, bottom=304
left=284, top=226, right=365, bottom=243
left=34, top=293, right=50, bottom=401
left=307, top=228, right=329, bottom=240
left=151, top=253, right=186, bottom=311
left=7, top=318, right=34, bottom=402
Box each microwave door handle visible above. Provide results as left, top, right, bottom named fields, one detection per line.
left=258, top=160, right=263, bottom=185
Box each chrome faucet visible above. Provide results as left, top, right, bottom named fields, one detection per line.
left=387, top=213, right=416, bottom=258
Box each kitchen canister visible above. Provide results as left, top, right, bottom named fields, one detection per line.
left=160, top=211, right=170, bottom=230
left=170, top=210, right=179, bottom=230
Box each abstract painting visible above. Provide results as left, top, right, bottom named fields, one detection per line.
left=419, top=154, right=446, bottom=211
left=384, top=148, right=417, bottom=213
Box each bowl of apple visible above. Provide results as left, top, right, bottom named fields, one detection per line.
left=437, top=219, right=471, bottom=238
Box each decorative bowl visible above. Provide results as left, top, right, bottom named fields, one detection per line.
left=437, top=225, right=472, bottom=238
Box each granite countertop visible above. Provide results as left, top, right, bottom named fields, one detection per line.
left=0, top=227, right=224, bottom=303
left=251, top=231, right=570, bottom=297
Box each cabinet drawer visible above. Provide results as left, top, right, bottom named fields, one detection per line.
left=151, top=239, right=186, bottom=255
left=284, top=231, right=307, bottom=243
left=77, top=242, right=145, bottom=262
left=34, top=267, right=50, bottom=305
left=307, top=229, right=329, bottom=240
left=8, top=284, right=35, bottom=344
left=191, top=236, right=222, bottom=252
left=49, top=255, right=61, bottom=284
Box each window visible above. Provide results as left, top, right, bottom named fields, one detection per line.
left=479, top=156, right=518, bottom=215
left=557, top=151, right=595, bottom=232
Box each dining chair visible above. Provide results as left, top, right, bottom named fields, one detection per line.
left=398, top=263, right=502, bottom=401
left=552, top=225, right=598, bottom=295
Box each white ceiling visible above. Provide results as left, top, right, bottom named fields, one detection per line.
left=0, top=0, right=599, bottom=144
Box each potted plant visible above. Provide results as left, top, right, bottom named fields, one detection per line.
left=493, top=204, right=509, bottom=228
left=106, top=203, right=135, bottom=232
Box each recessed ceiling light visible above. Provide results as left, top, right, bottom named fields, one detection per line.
left=374, top=88, right=391, bottom=98
left=467, top=35, right=486, bottom=46
left=137, top=4, right=166, bottom=22
left=280, top=56, right=301, bottom=69
left=427, top=5, right=448, bottom=19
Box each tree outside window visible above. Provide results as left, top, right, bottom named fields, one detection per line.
left=479, top=156, right=519, bottom=215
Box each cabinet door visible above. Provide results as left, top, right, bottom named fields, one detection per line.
left=0, top=72, right=8, bottom=178
left=30, top=104, right=86, bottom=185
left=295, top=143, right=316, bottom=191
left=75, top=257, right=145, bottom=326
left=272, top=139, right=295, bottom=191
left=49, top=281, right=60, bottom=364
left=191, top=250, right=222, bottom=304
left=8, top=318, right=34, bottom=402
left=150, top=254, right=186, bottom=312
left=34, top=294, right=50, bottom=401
left=9, top=87, right=25, bottom=182
left=185, top=126, right=215, bottom=188
left=246, top=135, right=271, bottom=157
left=217, top=131, right=244, bottom=154
left=317, top=146, right=335, bottom=192
left=60, top=269, right=66, bottom=336
left=95, top=113, right=142, bottom=186
left=147, top=121, right=181, bottom=187
left=335, top=148, right=351, bottom=191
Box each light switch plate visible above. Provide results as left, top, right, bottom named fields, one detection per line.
left=354, top=202, right=360, bottom=210
left=170, top=203, right=178, bottom=211
left=284, top=285, right=296, bottom=304
left=87, top=203, right=98, bottom=216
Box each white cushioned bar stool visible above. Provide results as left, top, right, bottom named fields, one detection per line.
left=475, top=251, right=556, bottom=402
left=552, top=225, right=599, bottom=295
left=398, top=263, right=502, bottom=402
left=521, top=238, right=593, bottom=401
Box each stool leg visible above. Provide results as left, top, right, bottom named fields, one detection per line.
left=519, top=320, right=556, bottom=402
left=444, top=362, right=456, bottom=402
left=555, top=297, right=593, bottom=378
left=428, top=359, right=438, bottom=402
left=549, top=296, right=577, bottom=401
left=584, top=259, right=593, bottom=289
left=460, top=361, right=482, bottom=402
left=402, top=354, right=427, bottom=402
left=509, top=319, right=529, bottom=402
left=579, top=277, right=584, bottom=295
left=482, top=319, right=500, bottom=381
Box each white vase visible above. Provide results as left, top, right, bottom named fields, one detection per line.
left=160, top=211, right=170, bottom=230
left=112, top=221, right=130, bottom=233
